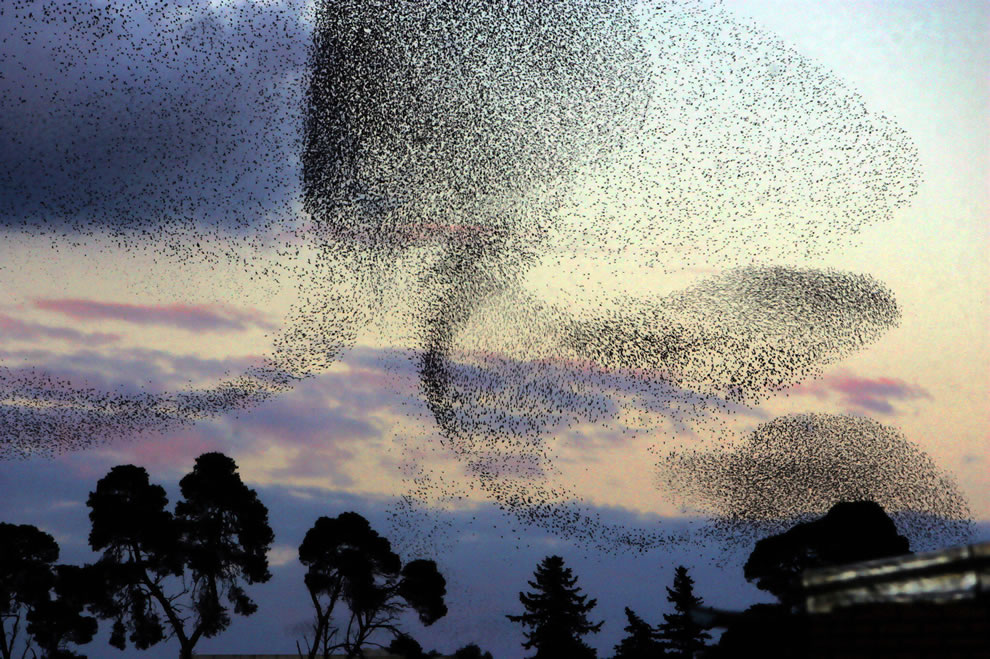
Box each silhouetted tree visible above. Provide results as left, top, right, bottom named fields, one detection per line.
left=387, top=632, right=425, bottom=658
left=0, top=524, right=96, bottom=659
left=656, top=566, right=709, bottom=659
left=25, top=565, right=99, bottom=659
left=86, top=452, right=274, bottom=659
left=453, top=642, right=494, bottom=659
left=612, top=606, right=664, bottom=658
left=386, top=632, right=443, bottom=658
left=1, top=523, right=58, bottom=659
left=506, top=555, right=603, bottom=659
left=297, top=512, right=447, bottom=659
left=743, top=500, right=910, bottom=609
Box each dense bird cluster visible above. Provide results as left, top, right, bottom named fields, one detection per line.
left=0, top=363, right=292, bottom=459
left=658, top=414, right=973, bottom=550
left=0, top=0, right=970, bottom=551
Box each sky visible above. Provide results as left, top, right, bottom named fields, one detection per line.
left=0, top=0, right=987, bottom=657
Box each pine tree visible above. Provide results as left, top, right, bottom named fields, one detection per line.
left=612, top=606, right=665, bottom=659
left=506, top=555, right=603, bottom=659
left=657, top=566, right=710, bottom=659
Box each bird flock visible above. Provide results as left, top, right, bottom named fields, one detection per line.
left=0, top=0, right=972, bottom=553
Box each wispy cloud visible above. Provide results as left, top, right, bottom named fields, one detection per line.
left=0, top=312, right=120, bottom=346
left=35, top=299, right=278, bottom=333
left=0, top=347, right=285, bottom=460
left=0, top=344, right=404, bottom=489
left=0, top=347, right=264, bottom=393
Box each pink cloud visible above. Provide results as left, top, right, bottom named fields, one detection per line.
left=785, top=370, right=932, bottom=415
left=34, top=298, right=278, bottom=333
left=53, top=427, right=226, bottom=485
left=113, top=430, right=222, bottom=472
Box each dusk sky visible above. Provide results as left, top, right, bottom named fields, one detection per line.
left=0, top=1, right=987, bottom=657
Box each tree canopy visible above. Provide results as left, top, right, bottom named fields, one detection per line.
left=452, top=642, right=495, bottom=659
left=297, top=511, right=447, bottom=659
left=387, top=632, right=426, bottom=658
left=25, top=564, right=100, bottom=659
left=86, top=452, right=274, bottom=659
left=1, top=523, right=59, bottom=659
left=0, top=524, right=96, bottom=659
left=507, top=555, right=603, bottom=659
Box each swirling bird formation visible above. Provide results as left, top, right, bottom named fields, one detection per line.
left=0, top=0, right=971, bottom=552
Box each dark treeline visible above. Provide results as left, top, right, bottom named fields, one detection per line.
left=1, top=452, right=912, bottom=659
left=0, top=452, right=457, bottom=659
left=711, top=500, right=913, bottom=658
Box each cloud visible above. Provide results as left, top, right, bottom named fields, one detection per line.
left=0, top=349, right=288, bottom=459
left=35, top=299, right=277, bottom=333
left=267, top=544, right=298, bottom=568
left=48, top=499, right=84, bottom=511
left=0, top=346, right=264, bottom=393
left=104, top=428, right=225, bottom=472
left=0, top=0, right=309, bottom=233
left=0, top=312, right=120, bottom=346
left=0, top=344, right=410, bottom=493
left=786, top=370, right=931, bottom=415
